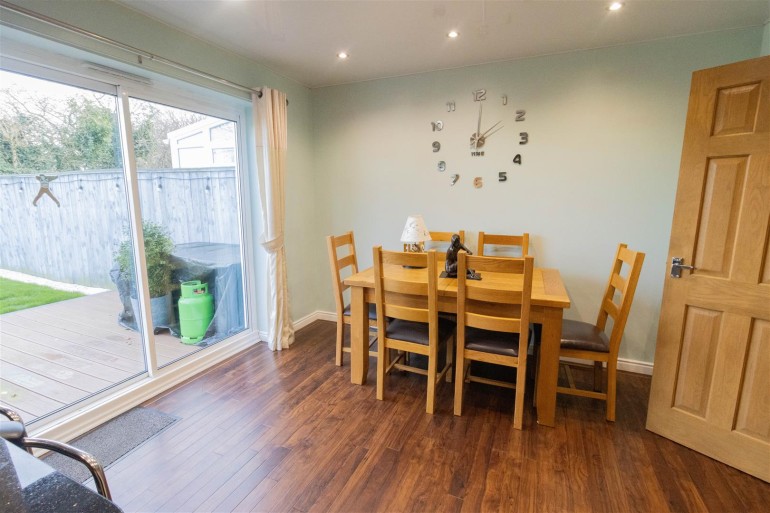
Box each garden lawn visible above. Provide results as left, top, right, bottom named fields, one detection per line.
left=0, top=278, right=84, bottom=314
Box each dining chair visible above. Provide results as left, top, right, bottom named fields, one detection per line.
left=454, top=252, right=534, bottom=429
left=406, top=230, right=465, bottom=257
left=373, top=247, right=455, bottom=414
left=326, top=231, right=377, bottom=366
left=556, top=243, right=645, bottom=421
left=477, top=232, right=529, bottom=257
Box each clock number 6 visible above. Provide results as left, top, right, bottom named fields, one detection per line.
left=513, top=154, right=522, bottom=165
left=519, top=132, right=528, bottom=145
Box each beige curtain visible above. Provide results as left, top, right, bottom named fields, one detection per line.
left=252, top=88, right=294, bottom=351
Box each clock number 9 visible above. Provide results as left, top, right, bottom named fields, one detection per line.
left=519, top=132, right=529, bottom=145
left=513, top=154, right=522, bottom=165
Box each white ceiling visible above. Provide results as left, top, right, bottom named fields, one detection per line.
left=114, top=1, right=769, bottom=88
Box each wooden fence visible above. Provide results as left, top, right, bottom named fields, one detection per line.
left=0, top=168, right=240, bottom=288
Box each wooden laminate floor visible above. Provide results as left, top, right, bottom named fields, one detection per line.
left=103, top=320, right=770, bottom=513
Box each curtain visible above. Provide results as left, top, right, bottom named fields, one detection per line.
left=252, top=88, right=294, bottom=351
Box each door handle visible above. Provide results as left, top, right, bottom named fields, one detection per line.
left=671, top=257, right=695, bottom=278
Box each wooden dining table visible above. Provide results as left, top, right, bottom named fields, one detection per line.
left=343, top=264, right=571, bottom=427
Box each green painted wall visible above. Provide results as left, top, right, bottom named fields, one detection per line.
left=763, top=21, right=770, bottom=55
left=312, top=27, right=764, bottom=365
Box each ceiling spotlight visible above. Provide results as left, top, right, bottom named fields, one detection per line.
left=608, top=2, right=624, bottom=10
left=447, top=30, right=459, bottom=39
left=337, top=52, right=348, bottom=59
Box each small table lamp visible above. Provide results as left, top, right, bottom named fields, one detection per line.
left=401, top=214, right=431, bottom=253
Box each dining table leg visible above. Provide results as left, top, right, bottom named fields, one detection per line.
left=536, top=306, right=562, bottom=427
left=350, top=286, right=369, bottom=385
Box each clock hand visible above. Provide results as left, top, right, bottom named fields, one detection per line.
left=480, top=120, right=503, bottom=138
left=476, top=103, right=482, bottom=148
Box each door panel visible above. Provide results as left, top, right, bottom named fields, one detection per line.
left=673, top=307, right=721, bottom=417
left=647, top=56, right=770, bottom=482
left=734, top=320, right=769, bottom=441
left=693, top=157, right=746, bottom=277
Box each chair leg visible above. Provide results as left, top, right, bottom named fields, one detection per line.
left=376, top=340, right=386, bottom=401
left=594, top=361, right=603, bottom=392
left=426, top=349, right=438, bottom=414
left=606, top=361, right=617, bottom=422
left=445, top=337, right=454, bottom=383
left=513, top=362, right=526, bottom=430
left=453, top=352, right=465, bottom=416
left=335, top=320, right=344, bottom=366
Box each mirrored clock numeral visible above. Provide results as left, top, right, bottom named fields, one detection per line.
left=431, top=120, right=443, bottom=131
left=432, top=141, right=441, bottom=152
left=446, top=101, right=456, bottom=112
left=437, top=161, right=446, bottom=172
left=450, top=174, right=459, bottom=186
left=516, top=110, right=526, bottom=122
left=513, top=154, right=522, bottom=165
left=519, top=132, right=529, bottom=145
left=473, top=177, right=483, bottom=189
left=499, top=172, right=508, bottom=182
left=473, top=89, right=486, bottom=102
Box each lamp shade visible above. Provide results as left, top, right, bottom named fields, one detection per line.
left=400, top=215, right=431, bottom=243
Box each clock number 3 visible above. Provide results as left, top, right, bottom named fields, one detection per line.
left=519, top=132, right=529, bottom=145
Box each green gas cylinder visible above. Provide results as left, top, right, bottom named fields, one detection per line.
left=178, top=280, right=214, bottom=344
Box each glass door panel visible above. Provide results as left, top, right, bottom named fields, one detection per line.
left=0, top=69, right=145, bottom=424
left=128, top=98, right=245, bottom=367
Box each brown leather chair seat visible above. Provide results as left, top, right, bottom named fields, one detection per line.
left=560, top=319, right=610, bottom=353
left=385, top=317, right=455, bottom=346
left=465, top=327, right=521, bottom=357
left=342, top=303, right=378, bottom=321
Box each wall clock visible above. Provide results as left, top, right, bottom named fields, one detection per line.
left=431, top=88, right=528, bottom=186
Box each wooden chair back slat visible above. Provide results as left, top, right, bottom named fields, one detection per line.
left=465, top=313, right=521, bottom=333
left=477, top=232, right=530, bottom=257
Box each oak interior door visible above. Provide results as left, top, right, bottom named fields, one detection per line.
left=646, top=55, right=770, bottom=482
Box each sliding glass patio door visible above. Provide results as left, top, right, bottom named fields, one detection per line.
left=0, top=69, right=146, bottom=423
left=0, top=64, right=249, bottom=424
left=126, top=97, right=246, bottom=368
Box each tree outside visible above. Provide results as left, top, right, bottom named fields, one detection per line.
left=0, top=70, right=204, bottom=174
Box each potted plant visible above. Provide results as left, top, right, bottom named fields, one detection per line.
left=115, top=220, right=175, bottom=328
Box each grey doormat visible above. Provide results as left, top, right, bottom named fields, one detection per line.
left=42, top=407, right=178, bottom=483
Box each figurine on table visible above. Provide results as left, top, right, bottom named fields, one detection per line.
left=444, top=234, right=480, bottom=279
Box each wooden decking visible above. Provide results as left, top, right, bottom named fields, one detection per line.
left=0, top=291, right=199, bottom=423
